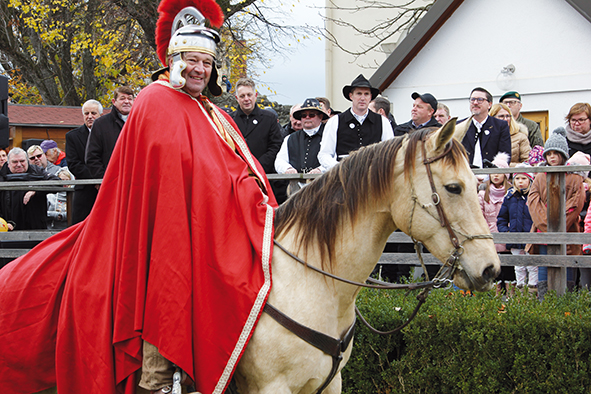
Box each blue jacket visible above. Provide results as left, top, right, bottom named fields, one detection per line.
left=497, top=187, right=533, bottom=249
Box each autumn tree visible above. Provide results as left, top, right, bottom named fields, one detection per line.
left=0, top=0, right=313, bottom=106
left=0, top=0, right=156, bottom=105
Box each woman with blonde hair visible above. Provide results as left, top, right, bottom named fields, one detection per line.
left=490, top=103, right=531, bottom=165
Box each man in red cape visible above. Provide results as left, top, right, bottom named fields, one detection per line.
left=0, top=1, right=276, bottom=393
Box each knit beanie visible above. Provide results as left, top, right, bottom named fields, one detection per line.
left=528, top=145, right=545, bottom=166
left=491, top=152, right=510, bottom=179
left=567, top=151, right=590, bottom=178
left=544, top=127, right=569, bottom=160
left=513, top=162, right=534, bottom=182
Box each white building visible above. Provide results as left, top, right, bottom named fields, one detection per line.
left=324, top=0, right=431, bottom=111
left=369, top=0, right=591, bottom=139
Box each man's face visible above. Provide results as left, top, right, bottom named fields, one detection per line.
left=349, top=88, right=372, bottom=114
left=411, top=98, right=434, bottom=124
left=319, top=101, right=331, bottom=116
left=469, top=91, right=491, bottom=117
left=434, top=108, right=450, bottom=124
left=236, top=85, right=257, bottom=114
left=83, top=104, right=101, bottom=129
left=502, top=98, right=522, bottom=119
left=9, top=152, right=28, bottom=174
left=368, top=102, right=376, bottom=113
left=28, top=148, right=48, bottom=168
left=112, top=92, right=134, bottom=115
left=45, top=149, right=58, bottom=163
left=569, top=112, right=591, bottom=134
left=300, top=110, right=322, bottom=130
left=180, top=52, right=213, bottom=98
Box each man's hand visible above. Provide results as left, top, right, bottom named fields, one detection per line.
left=23, top=191, right=35, bottom=205
left=309, top=167, right=322, bottom=174
left=285, top=168, right=297, bottom=174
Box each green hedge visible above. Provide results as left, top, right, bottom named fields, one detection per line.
left=343, top=287, right=591, bottom=393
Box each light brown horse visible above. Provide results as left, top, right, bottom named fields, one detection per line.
left=36, top=120, right=499, bottom=394
left=232, top=120, right=500, bottom=393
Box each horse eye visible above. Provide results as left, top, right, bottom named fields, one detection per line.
left=445, top=184, right=462, bottom=195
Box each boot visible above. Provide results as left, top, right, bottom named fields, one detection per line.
left=537, top=281, right=548, bottom=301
left=505, top=281, right=516, bottom=298
left=528, top=285, right=538, bottom=296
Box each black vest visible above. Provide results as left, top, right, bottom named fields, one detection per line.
left=287, top=124, right=324, bottom=172
left=335, top=110, right=383, bottom=157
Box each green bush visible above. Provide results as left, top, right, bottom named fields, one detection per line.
left=343, top=288, right=591, bottom=393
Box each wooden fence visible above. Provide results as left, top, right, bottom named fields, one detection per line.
left=2, top=165, right=591, bottom=295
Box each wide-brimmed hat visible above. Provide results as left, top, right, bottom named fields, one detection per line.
left=293, top=98, right=329, bottom=120
left=342, top=74, right=380, bottom=101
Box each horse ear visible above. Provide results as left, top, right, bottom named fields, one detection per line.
left=453, top=116, right=472, bottom=142
left=433, top=117, right=458, bottom=152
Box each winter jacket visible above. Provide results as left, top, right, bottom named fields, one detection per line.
left=497, top=187, right=533, bottom=249
left=527, top=170, right=585, bottom=255
left=478, top=189, right=507, bottom=252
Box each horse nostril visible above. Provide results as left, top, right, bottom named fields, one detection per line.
left=482, top=264, right=500, bottom=283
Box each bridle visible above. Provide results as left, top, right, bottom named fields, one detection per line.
left=266, top=134, right=493, bottom=392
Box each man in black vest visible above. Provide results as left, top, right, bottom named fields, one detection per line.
left=275, top=98, right=328, bottom=175
left=393, top=92, right=441, bottom=136
left=318, top=74, right=394, bottom=170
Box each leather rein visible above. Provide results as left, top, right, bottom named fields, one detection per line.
left=265, top=135, right=492, bottom=393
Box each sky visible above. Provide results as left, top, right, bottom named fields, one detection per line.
left=251, top=0, right=326, bottom=106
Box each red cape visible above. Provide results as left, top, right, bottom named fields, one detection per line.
left=0, top=81, right=276, bottom=394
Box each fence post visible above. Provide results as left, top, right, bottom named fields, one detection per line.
left=547, top=171, right=567, bottom=295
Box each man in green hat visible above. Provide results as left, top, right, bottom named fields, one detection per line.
left=500, top=91, right=544, bottom=147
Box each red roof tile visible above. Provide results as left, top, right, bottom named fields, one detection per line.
left=7, top=104, right=110, bottom=128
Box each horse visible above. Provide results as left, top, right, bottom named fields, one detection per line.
left=231, top=120, right=501, bottom=393
left=34, top=120, right=499, bottom=394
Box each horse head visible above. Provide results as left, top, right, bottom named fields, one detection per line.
left=391, top=119, right=500, bottom=291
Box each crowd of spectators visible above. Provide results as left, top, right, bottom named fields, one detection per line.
left=1, top=78, right=590, bottom=294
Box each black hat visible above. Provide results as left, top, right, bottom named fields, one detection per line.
left=293, top=98, right=329, bottom=120
left=499, top=91, right=521, bottom=103
left=411, top=92, right=437, bottom=112
left=342, top=74, right=380, bottom=101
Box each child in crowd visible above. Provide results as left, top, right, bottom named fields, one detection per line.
left=568, top=152, right=591, bottom=287
left=478, top=152, right=513, bottom=295
left=497, top=164, right=536, bottom=293
left=528, top=127, right=585, bottom=295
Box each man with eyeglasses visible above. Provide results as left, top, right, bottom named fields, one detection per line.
left=275, top=98, right=328, bottom=176
left=565, top=102, right=591, bottom=157
left=393, top=92, right=440, bottom=137
left=318, top=74, right=394, bottom=170
left=461, top=87, right=511, bottom=168
left=500, top=91, right=543, bottom=148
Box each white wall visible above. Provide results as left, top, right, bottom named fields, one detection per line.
left=381, top=0, right=591, bottom=134
left=325, top=0, right=429, bottom=111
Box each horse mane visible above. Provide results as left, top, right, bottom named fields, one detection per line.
left=274, top=128, right=468, bottom=272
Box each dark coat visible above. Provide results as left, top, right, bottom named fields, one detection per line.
left=567, top=139, right=591, bottom=158
left=0, top=163, right=59, bottom=230
left=86, top=106, right=125, bottom=179
left=66, top=124, right=98, bottom=224
left=460, top=116, right=512, bottom=166
left=497, top=187, right=533, bottom=250
left=393, top=117, right=440, bottom=137
left=231, top=105, right=283, bottom=174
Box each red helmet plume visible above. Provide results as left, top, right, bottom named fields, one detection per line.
left=155, top=0, right=224, bottom=65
